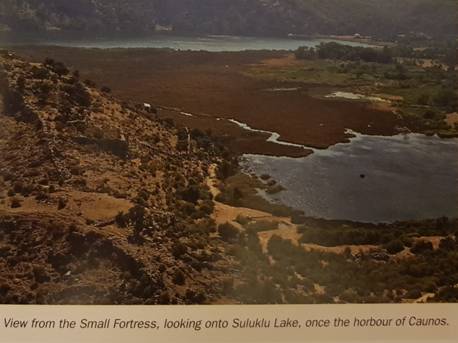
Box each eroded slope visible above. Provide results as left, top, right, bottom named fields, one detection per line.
left=0, top=51, right=233, bottom=304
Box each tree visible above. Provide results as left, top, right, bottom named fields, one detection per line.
left=443, top=43, right=457, bottom=71
left=411, top=241, right=433, bottom=255
left=44, top=58, right=69, bottom=76
left=217, top=160, right=236, bottom=179
left=173, top=270, right=186, bottom=285
left=385, top=240, right=405, bottom=254
left=417, top=93, right=430, bottom=106
left=295, top=46, right=316, bottom=60
left=439, top=237, right=456, bottom=252
left=296, top=42, right=393, bottom=64
left=218, top=222, right=239, bottom=242
left=232, top=187, right=243, bottom=202
left=433, top=88, right=457, bottom=110
left=179, top=184, right=201, bottom=204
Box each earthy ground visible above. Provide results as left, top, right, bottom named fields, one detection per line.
left=446, top=112, right=458, bottom=128
left=0, top=53, right=234, bottom=304
left=12, top=46, right=404, bottom=157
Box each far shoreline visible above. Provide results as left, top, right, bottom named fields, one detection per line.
left=0, top=31, right=379, bottom=50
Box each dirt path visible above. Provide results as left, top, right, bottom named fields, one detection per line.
left=414, top=293, right=435, bottom=303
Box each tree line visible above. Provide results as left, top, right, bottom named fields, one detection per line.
left=295, top=42, right=393, bottom=64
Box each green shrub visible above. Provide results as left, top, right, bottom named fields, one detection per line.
left=179, top=184, right=201, bottom=204
left=173, top=270, right=186, bottom=285
left=405, top=288, right=422, bottom=299
left=235, top=215, right=250, bottom=226
left=246, top=220, right=279, bottom=232
left=158, top=291, right=170, bottom=304
left=218, top=222, right=239, bottom=242
left=411, top=241, right=434, bottom=254
left=44, top=58, right=68, bottom=76
left=172, top=242, right=188, bottom=258
left=439, top=237, right=456, bottom=251
left=62, top=82, right=91, bottom=107
left=31, top=66, right=50, bottom=79
left=199, top=200, right=214, bottom=215
left=10, top=197, right=21, bottom=208
left=385, top=240, right=405, bottom=254
left=217, top=160, right=237, bottom=179
left=115, top=211, right=128, bottom=227
left=433, top=88, right=458, bottom=109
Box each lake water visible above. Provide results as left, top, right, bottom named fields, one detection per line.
left=242, top=132, right=458, bottom=223
left=0, top=33, right=371, bottom=51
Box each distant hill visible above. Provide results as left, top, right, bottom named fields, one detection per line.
left=1, top=0, right=457, bottom=39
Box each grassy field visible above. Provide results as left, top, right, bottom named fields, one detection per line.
left=246, top=54, right=458, bottom=137
left=246, top=59, right=360, bottom=86
left=11, top=46, right=404, bottom=155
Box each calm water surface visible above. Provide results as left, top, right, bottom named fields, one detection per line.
left=242, top=133, right=458, bottom=223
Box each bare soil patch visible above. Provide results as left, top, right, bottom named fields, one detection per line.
left=446, top=112, right=458, bottom=127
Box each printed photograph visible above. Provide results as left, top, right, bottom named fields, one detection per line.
left=0, top=0, right=457, bottom=305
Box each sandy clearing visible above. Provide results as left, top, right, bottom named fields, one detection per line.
left=415, top=236, right=444, bottom=250
left=446, top=112, right=458, bottom=127
left=2, top=196, right=55, bottom=214
left=258, top=224, right=301, bottom=252
left=65, top=191, right=134, bottom=222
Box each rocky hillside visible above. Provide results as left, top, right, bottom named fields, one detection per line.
left=0, top=51, right=234, bottom=304
left=1, top=0, right=457, bottom=39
